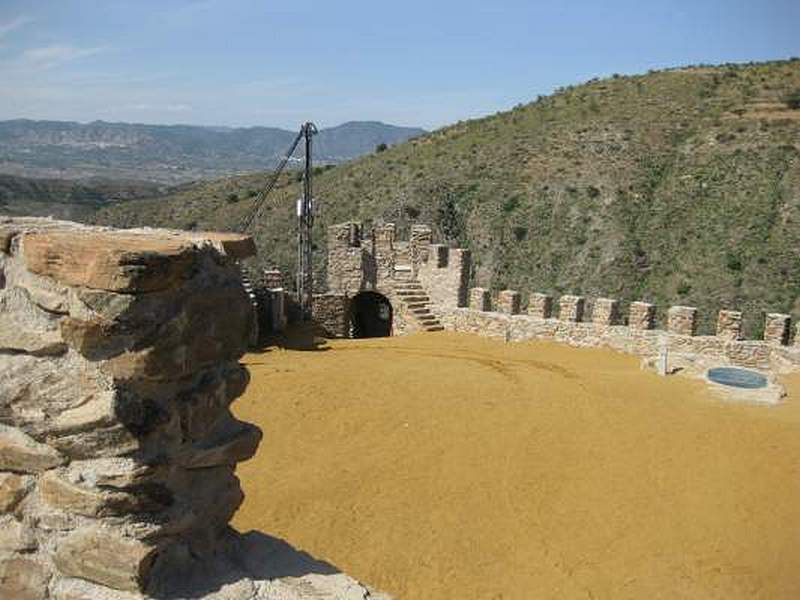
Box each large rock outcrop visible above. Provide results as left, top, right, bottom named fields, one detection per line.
left=0, top=217, right=388, bottom=600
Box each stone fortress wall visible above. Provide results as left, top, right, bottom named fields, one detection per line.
left=317, top=221, right=800, bottom=372
left=320, top=222, right=471, bottom=337
left=0, top=217, right=387, bottom=600
left=439, top=289, right=800, bottom=372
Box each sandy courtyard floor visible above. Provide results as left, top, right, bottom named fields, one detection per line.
left=231, top=332, right=800, bottom=600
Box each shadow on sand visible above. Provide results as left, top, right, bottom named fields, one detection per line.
left=253, top=323, right=332, bottom=353
left=149, top=529, right=347, bottom=599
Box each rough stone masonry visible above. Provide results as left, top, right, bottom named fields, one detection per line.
left=0, top=217, right=388, bottom=600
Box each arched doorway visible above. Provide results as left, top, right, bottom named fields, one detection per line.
left=350, top=292, right=393, bottom=338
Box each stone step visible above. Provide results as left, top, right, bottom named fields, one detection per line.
left=424, top=325, right=445, bottom=332
left=405, top=300, right=430, bottom=308
left=398, top=292, right=430, bottom=304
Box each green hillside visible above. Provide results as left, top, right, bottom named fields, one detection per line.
left=92, top=60, right=800, bottom=337
left=0, top=175, right=164, bottom=220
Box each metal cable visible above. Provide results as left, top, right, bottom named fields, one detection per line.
left=237, top=128, right=305, bottom=233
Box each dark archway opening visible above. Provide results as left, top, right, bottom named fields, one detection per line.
left=350, top=292, right=393, bottom=338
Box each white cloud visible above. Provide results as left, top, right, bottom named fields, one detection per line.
left=0, top=15, right=33, bottom=40
left=20, top=44, right=104, bottom=69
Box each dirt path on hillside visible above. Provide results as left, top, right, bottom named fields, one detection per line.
left=231, top=332, right=800, bottom=600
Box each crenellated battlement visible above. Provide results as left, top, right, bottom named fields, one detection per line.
left=448, top=287, right=800, bottom=372
left=322, top=221, right=800, bottom=375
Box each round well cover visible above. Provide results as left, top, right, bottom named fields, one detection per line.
left=707, top=367, right=768, bottom=389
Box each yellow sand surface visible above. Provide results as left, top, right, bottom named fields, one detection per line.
left=232, top=332, right=800, bottom=600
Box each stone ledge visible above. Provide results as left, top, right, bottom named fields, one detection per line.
left=2, top=217, right=255, bottom=293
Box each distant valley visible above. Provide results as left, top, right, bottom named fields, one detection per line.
left=0, top=119, right=425, bottom=183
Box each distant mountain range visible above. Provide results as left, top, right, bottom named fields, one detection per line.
left=0, top=119, right=425, bottom=183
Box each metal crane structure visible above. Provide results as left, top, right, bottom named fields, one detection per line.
left=238, top=121, right=318, bottom=321
left=296, top=121, right=318, bottom=320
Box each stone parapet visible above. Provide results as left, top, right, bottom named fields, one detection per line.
left=409, top=224, right=432, bottom=276
left=667, top=306, right=698, bottom=336
left=629, top=302, right=656, bottom=330
left=764, top=313, right=791, bottom=346
left=496, top=290, right=521, bottom=315
left=0, top=218, right=263, bottom=597
left=528, top=293, right=553, bottom=319
left=559, top=295, right=585, bottom=323
left=373, top=224, right=396, bottom=283
left=469, top=287, right=491, bottom=312
left=716, top=310, right=742, bottom=341
left=592, top=298, right=620, bottom=326
left=440, top=307, right=799, bottom=373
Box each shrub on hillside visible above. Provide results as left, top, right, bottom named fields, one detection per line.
left=784, top=89, right=800, bottom=110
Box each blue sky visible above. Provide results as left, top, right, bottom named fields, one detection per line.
left=0, top=0, right=798, bottom=130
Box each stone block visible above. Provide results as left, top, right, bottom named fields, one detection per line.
left=174, top=366, right=247, bottom=444
left=0, top=516, right=37, bottom=554
left=764, top=313, right=791, bottom=346
left=716, top=310, right=742, bottom=341
left=0, top=223, right=18, bottom=254
left=22, top=231, right=198, bottom=293
left=496, top=290, right=521, bottom=315
left=40, top=469, right=170, bottom=518
left=0, top=473, right=31, bottom=513
left=592, top=298, right=619, bottom=326
left=54, top=527, right=158, bottom=592
left=559, top=295, right=585, bottom=322
left=469, top=288, right=491, bottom=312
left=0, top=424, right=65, bottom=473
left=177, top=420, right=262, bottom=470
left=0, top=557, right=50, bottom=600
left=0, top=286, right=67, bottom=356
left=667, top=306, right=698, bottom=336
left=629, top=302, right=656, bottom=330
left=189, top=231, right=256, bottom=259
left=528, top=293, right=553, bottom=319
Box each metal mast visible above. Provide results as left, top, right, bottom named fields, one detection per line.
left=297, top=122, right=317, bottom=320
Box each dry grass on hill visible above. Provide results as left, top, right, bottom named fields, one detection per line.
left=232, top=332, right=800, bottom=600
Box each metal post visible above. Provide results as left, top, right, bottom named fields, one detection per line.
left=297, top=122, right=317, bottom=321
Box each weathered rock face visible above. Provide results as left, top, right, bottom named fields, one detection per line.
left=0, top=218, right=261, bottom=596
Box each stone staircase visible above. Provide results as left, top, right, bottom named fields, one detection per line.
left=393, top=270, right=444, bottom=332
left=237, top=264, right=259, bottom=310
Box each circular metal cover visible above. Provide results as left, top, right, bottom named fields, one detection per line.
left=707, top=367, right=768, bottom=389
